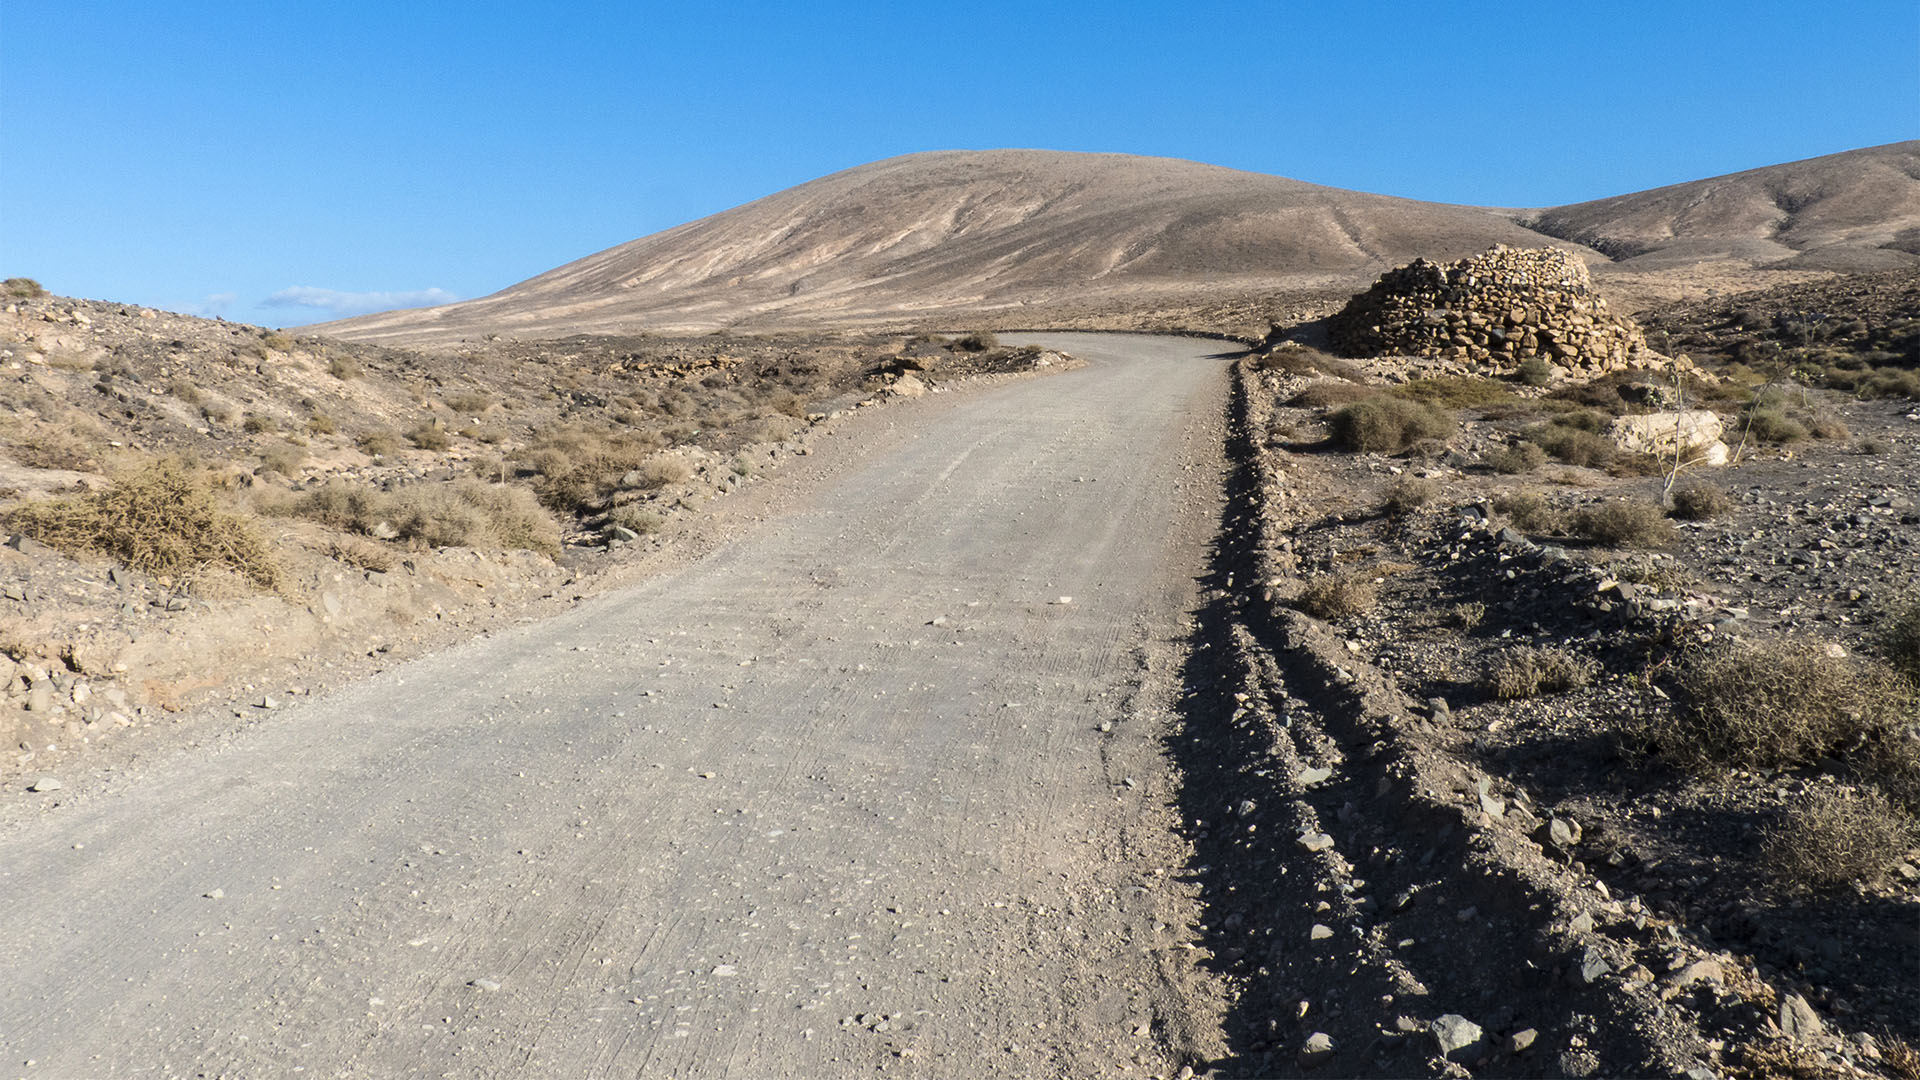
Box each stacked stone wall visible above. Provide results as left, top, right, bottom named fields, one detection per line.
left=1329, top=246, right=1650, bottom=374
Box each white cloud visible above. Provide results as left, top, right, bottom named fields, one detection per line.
left=183, top=291, right=238, bottom=317
left=262, top=286, right=457, bottom=317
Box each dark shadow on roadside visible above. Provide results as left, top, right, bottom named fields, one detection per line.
left=1157, top=372, right=1434, bottom=1078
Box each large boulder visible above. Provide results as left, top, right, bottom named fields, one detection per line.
left=1329, top=246, right=1651, bottom=375
left=1609, top=410, right=1729, bottom=466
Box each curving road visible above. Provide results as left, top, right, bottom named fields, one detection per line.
left=0, top=333, right=1234, bottom=1078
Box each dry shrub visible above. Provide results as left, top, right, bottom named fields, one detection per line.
left=1487, top=441, right=1547, bottom=474
left=289, top=478, right=559, bottom=556
left=1744, top=407, right=1808, bottom=444
left=1729, top=1040, right=1849, bottom=1079
left=406, top=423, right=451, bottom=451
left=3, top=277, right=46, bottom=298
left=1669, top=480, right=1733, bottom=520
left=1516, top=356, right=1554, bottom=387
left=1328, top=398, right=1455, bottom=453
left=1494, top=491, right=1560, bottom=534
left=5, top=423, right=99, bottom=471
left=327, top=355, right=362, bottom=380
left=1383, top=476, right=1437, bottom=516
left=1880, top=595, right=1920, bottom=683
left=1257, top=345, right=1364, bottom=381
left=4, top=458, right=282, bottom=590
left=1762, top=786, right=1914, bottom=891
left=357, top=431, right=400, bottom=457
left=606, top=505, right=664, bottom=536
left=1656, top=640, right=1917, bottom=772
left=305, top=412, right=336, bottom=435
left=1450, top=601, right=1487, bottom=631
left=627, top=456, right=690, bottom=490
left=514, top=426, right=666, bottom=513
left=257, top=443, right=306, bottom=476
left=168, top=379, right=204, bottom=405
left=1393, top=376, right=1514, bottom=410
left=1884, top=1036, right=1920, bottom=1080
left=1294, top=574, right=1378, bottom=620
left=1606, top=452, right=1667, bottom=477
left=1525, top=421, right=1616, bottom=468
left=445, top=391, right=493, bottom=415
left=1484, top=646, right=1595, bottom=700
left=1289, top=381, right=1382, bottom=408
left=954, top=331, right=998, bottom=352
left=1806, top=411, right=1851, bottom=440
left=1571, top=500, right=1676, bottom=548
left=326, top=535, right=395, bottom=573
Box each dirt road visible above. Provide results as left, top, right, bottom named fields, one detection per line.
left=0, top=334, right=1236, bottom=1078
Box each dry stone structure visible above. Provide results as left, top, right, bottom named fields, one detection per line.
left=1329, top=246, right=1650, bottom=374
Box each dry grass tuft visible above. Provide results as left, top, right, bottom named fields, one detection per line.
left=1294, top=574, right=1378, bottom=620
left=1484, top=646, right=1595, bottom=699
left=5, top=459, right=283, bottom=590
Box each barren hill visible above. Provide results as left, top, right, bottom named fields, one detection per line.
left=320, top=143, right=1920, bottom=342
left=320, top=151, right=1567, bottom=341
left=1524, top=141, right=1920, bottom=272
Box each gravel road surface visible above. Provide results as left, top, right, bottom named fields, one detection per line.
left=0, top=333, right=1234, bottom=1078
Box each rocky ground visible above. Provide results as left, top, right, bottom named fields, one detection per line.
left=1186, top=340, right=1920, bottom=1077
left=0, top=293, right=1063, bottom=783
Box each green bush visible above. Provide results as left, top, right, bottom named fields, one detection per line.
left=1327, top=397, right=1455, bottom=453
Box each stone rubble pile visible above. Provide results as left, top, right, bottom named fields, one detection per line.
left=1330, top=246, right=1651, bottom=374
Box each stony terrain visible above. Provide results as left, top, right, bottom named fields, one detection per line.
left=1203, top=326, right=1920, bottom=1076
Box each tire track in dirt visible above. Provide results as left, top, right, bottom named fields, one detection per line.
left=1, top=332, right=1236, bottom=1078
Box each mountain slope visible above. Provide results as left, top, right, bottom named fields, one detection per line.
left=1524, top=141, right=1920, bottom=271
left=320, top=143, right=1920, bottom=342
left=320, top=151, right=1565, bottom=340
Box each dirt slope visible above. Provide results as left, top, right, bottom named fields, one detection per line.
left=1526, top=142, right=1920, bottom=271
left=317, top=144, right=1920, bottom=342
left=0, top=334, right=1236, bottom=1078
left=316, top=150, right=1568, bottom=341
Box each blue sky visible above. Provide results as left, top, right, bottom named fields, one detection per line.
left=2, top=1, right=1915, bottom=328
